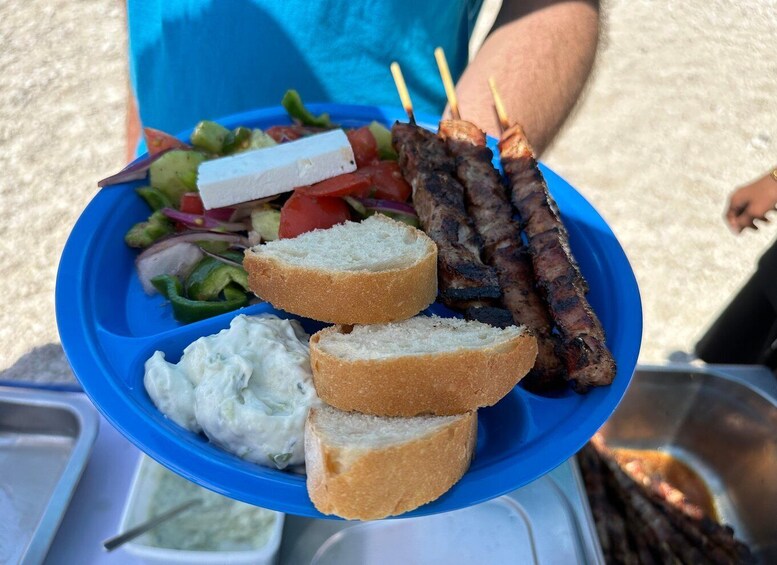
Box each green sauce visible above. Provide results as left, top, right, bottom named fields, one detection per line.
left=145, top=461, right=277, bottom=551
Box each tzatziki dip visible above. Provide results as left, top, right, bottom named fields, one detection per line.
left=145, top=458, right=279, bottom=551
left=144, top=314, right=320, bottom=469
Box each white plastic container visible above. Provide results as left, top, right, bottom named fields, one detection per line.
left=118, top=455, right=284, bottom=565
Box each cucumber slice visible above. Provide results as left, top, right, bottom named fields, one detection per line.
left=191, top=120, right=230, bottom=153
left=149, top=150, right=206, bottom=206
left=368, top=121, right=398, bottom=160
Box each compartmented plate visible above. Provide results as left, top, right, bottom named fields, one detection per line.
left=56, top=104, right=642, bottom=518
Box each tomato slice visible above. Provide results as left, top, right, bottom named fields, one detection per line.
left=346, top=127, right=379, bottom=168
left=279, top=191, right=351, bottom=238
left=179, top=192, right=204, bottom=215
left=143, top=127, right=189, bottom=155
left=356, top=161, right=412, bottom=202
left=294, top=173, right=371, bottom=198
left=265, top=125, right=326, bottom=143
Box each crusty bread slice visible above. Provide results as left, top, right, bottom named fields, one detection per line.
left=309, top=315, right=538, bottom=416
left=305, top=405, right=477, bottom=520
left=243, top=214, right=437, bottom=324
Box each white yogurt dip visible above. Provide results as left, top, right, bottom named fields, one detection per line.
left=144, top=314, right=320, bottom=469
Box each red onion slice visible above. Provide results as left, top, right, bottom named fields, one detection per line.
left=98, top=129, right=194, bottom=187
left=97, top=149, right=174, bottom=188
left=353, top=198, right=417, bottom=218
left=204, top=207, right=237, bottom=222
left=161, top=208, right=248, bottom=232
left=135, top=232, right=249, bottom=265
left=136, top=242, right=203, bottom=295
left=200, top=248, right=245, bottom=268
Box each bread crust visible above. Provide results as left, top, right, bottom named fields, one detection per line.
left=305, top=409, right=477, bottom=520
left=243, top=228, right=437, bottom=325
left=310, top=328, right=538, bottom=416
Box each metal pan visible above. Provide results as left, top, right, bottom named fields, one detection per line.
left=0, top=386, right=99, bottom=564
left=598, top=364, right=777, bottom=564
left=278, top=457, right=604, bottom=564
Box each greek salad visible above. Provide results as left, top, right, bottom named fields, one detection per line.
left=99, top=91, right=416, bottom=324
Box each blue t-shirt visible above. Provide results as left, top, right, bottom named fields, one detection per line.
left=127, top=0, right=484, bottom=134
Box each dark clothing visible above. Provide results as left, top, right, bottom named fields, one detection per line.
left=696, top=240, right=777, bottom=369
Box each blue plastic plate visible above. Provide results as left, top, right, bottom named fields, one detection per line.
left=56, top=104, right=641, bottom=519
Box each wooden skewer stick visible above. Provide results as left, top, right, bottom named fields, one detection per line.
left=434, top=47, right=460, bottom=120
left=390, top=61, right=415, bottom=124
left=488, top=77, right=511, bottom=133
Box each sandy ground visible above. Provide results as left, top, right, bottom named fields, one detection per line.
left=1, top=0, right=776, bottom=384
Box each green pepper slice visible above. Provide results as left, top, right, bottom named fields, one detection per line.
left=124, top=210, right=174, bottom=248
left=186, top=253, right=249, bottom=301
left=222, top=126, right=253, bottom=155
left=136, top=186, right=173, bottom=211
left=281, top=89, right=334, bottom=128
left=151, top=275, right=248, bottom=323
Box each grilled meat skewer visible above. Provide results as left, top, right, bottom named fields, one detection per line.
left=589, top=438, right=755, bottom=564
left=392, top=121, right=501, bottom=309
left=498, top=123, right=616, bottom=392
left=577, top=444, right=641, bottom=565
left=438, top=119, right=566, bottom=388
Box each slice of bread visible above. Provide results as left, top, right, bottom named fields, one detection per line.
left=243, top=214, right=437, bottom=324
left=309, top=315, right=538, bottom=416
left=305, top=405, right=477, bottom=520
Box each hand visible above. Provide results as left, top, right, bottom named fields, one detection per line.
left=725, top=170, right=777, bottom=233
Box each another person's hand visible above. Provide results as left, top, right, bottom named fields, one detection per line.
left=725, top=169, right=777, bottom=233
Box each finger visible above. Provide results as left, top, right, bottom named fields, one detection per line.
left=730, top=200, right=748, bottom=216
left=726, top=196, right=748, bottom=221
left=726, top=211, right=741, bottom=232
left=728, top=202, right=755, bottom=232
left=725, top=200, right=745, bottom=231
left=731, top=211, right=755, bottom=233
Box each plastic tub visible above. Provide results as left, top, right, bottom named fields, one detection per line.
left=118, top=454, right=284, bottom=565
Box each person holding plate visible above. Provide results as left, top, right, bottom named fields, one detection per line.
left=123, top=0, right=600, bottom=158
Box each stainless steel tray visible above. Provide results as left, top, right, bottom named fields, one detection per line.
left=0, top=386, right=99, bottom=565
left=599, top=364, right=777, bottom=564
left=278, top=457, right=604, bottom=564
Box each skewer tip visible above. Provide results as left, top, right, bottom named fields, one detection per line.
left=390, top=61, right=416, bottom=124
left=488, top=77, right=510, bottom=133
left=434, top=47, right=461, bottom=120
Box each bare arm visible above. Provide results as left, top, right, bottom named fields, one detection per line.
left=456, top=0, right=600, bottom=155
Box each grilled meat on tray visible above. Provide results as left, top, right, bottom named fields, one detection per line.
left=579, top=440, right=755, bottom=565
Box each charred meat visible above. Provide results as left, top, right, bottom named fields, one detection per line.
left=499, top=123, right=615, bottom=392
left=438, top=119, right=566, bottom=388
left=579, top=439, right=755, bottom=564
left=392, top=121, right=501, bottom=308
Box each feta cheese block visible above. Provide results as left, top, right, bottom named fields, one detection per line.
left=197, top=129, right=356, bottom=209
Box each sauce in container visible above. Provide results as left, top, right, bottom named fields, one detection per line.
left=145, top=461, right=278, bottom=551
left=611, top=448, right=717, bottom=520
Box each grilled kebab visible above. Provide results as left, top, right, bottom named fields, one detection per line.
left=391, top=122, right=502, bottom=310
left=498, top=123, right=616, bottom=392
left=437, top=119, right=566, bottom=389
